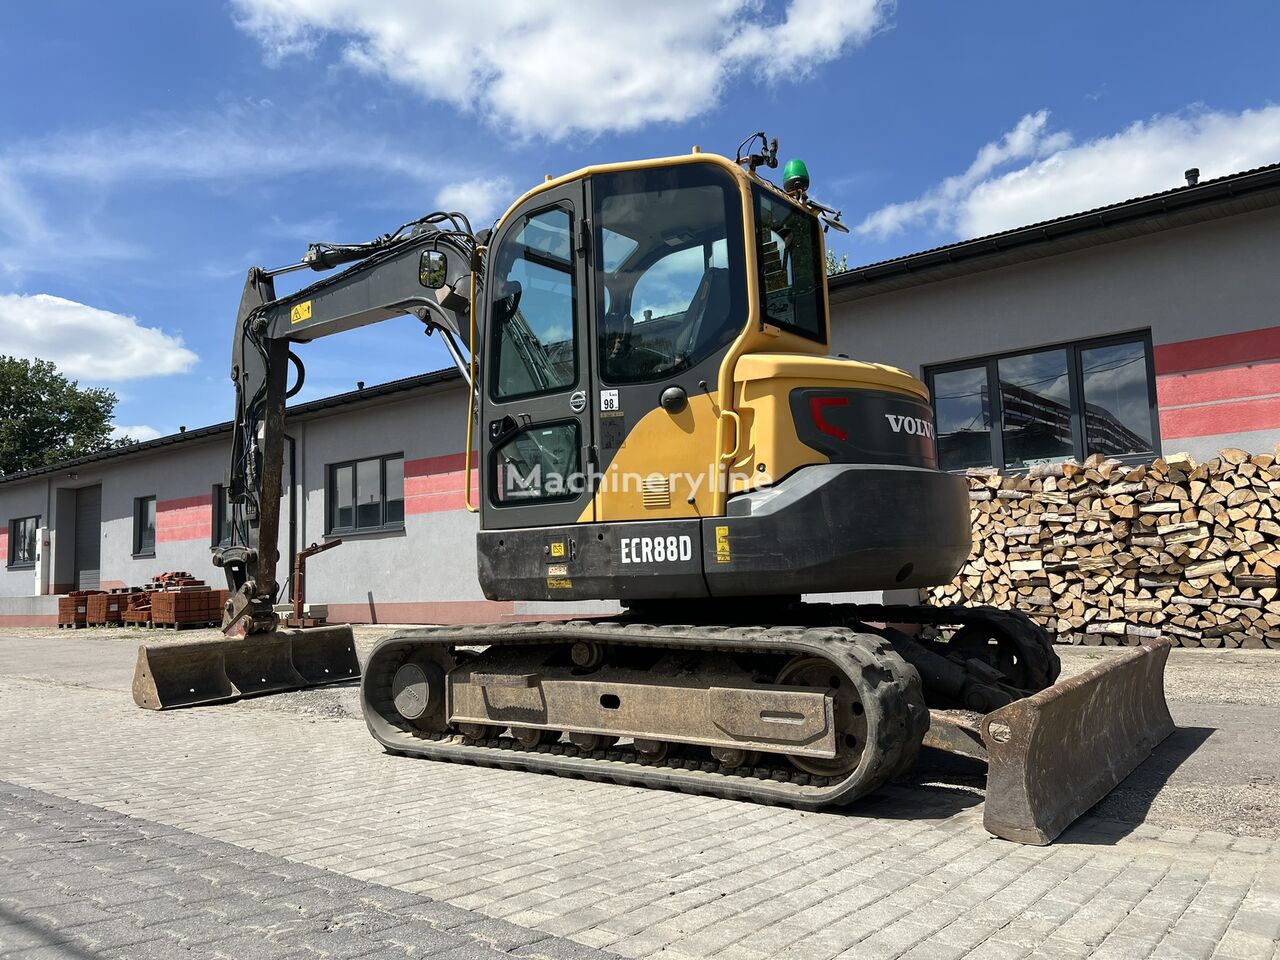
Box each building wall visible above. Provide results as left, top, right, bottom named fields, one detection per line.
left=0, top=438, right=254, bottom=599
left=295, top=386, right=510, bottom=623
left=829, top=205, right=1280, bottom=462
left=0, top=382, right=554, bottom=624
left=0, top=480, right=49, bottom=599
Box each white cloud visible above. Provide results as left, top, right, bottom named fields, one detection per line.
left=858, top=104, right=1280, bottom=243
left=0, top=293, right=198, bottom=381
left=231, top=0, right=891, bottom=138
left=0, top=105, right=451, bottom=280
left=111, top=424, right=162, bottom=442
left=434, top=177, right=514, bottom=225
left=4, top=105, right=440, bottom=187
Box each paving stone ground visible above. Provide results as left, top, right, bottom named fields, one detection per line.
left=1, top=633, right=1278, bottom=960
left=0, top=783, right=611, bottom=960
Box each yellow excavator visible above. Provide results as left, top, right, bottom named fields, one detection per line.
left=132, top=136, right=1174, bottom=844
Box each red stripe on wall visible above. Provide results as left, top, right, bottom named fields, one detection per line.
left=0, top=614, right=58, bottom=627
left=1154, top=325, right=1280, bottom=375
left=403, top=454, right=478, bottom=515
left=1156, top=360, right=1280, bottom=407
left=156, top=494, right=212, bottom=543
left=1159, top=395, right=1280, bottom=439
left=0, top=529, right=7, bottom=562
left=405, top=452, right=470, bottom=478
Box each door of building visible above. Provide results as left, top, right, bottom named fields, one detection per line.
left=74, top=485, right=102, bottom=591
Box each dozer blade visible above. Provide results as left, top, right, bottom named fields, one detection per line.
left=981, top=637, right=1174, bottom=844
left=132, top=625, right=360, bottom=710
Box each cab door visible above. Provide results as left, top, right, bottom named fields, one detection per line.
left=480, top=181, right=595, bottom=531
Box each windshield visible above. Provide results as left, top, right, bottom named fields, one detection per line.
left=754, top=187, right=826, bottom=342
left=593, top=163, right=748, bottom=384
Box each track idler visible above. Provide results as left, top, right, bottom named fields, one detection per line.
left=132, top=625, right=360, bottom=709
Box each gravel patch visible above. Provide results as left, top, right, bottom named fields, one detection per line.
left=1056, top=645, right=1280, bottom=707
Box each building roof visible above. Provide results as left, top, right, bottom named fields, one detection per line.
left=0, top=365, right=463, bottom=486
left=829, top=162, right=1280, bottom=301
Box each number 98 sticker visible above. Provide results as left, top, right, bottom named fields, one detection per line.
left=600, top=389, right=619, bottom=412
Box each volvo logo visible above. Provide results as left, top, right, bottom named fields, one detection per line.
left=885, top=413, right=935, bottom=438
left=569, top=390, right=587, bottom=414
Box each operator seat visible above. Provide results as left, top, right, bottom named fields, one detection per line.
left=674, top=267, right=733, bottom=361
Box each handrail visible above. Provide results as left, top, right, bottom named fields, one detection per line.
left=463, top=256, right=483, bottom=513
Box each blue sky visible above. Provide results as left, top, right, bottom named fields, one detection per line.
left=2, top=1, right=1279, bottom=440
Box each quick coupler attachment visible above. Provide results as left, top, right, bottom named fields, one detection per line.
left=132, top=625, right=360, bottom=710
left=981, top=637, right=1175, bottom=844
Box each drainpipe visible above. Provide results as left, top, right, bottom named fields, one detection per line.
left=44, top=478, right=51, bottom=594
left=284, top=433, right=298, bottom=605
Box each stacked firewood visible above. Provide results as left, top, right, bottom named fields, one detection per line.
left=925, top=448, right=1280, bottom=648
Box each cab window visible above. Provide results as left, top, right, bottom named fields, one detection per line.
left=594, top=164, right=747, bottom=384
left=754, top=188, right=827, bottom=342
left=489, top=206, right=578, bottom=401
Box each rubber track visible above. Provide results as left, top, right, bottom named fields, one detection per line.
left=361, top=621, right=928, bottom=810
left=837, top=603, right=1061, bottom=691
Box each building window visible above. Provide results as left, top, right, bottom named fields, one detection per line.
left=7, top=516, right=39, bottom=568
left=212, top=484, right=234, bottom=546
left=133, top=496, right=156, bottom=557
left=925, top=333, right=1159, bottom=472
left=327, top=454, right=405, bottom=534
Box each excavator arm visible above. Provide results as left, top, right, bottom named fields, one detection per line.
left=214, top=217, right=481, bottom=636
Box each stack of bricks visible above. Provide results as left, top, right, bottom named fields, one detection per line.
left=57, top=591, right=103, bottom=628
left=926, top=447, right=1280, bottom=648
left=86, top=593, right=126, bottom=626
left=122, top=590, right=153, bottom=625
left=147, top=571, right=204, bottom=590
left=150, top=588, right=229, bottom=628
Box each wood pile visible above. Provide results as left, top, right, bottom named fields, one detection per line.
left=926, top=447, right=1280, bottom=648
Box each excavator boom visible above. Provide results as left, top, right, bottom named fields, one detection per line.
left=131, top=218, right=480, bottom=709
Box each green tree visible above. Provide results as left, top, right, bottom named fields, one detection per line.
left=0, top=357, right=132, bottom=476
left=825, top=250, right=848, bottom=276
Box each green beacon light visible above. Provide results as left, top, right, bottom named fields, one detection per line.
left=783, top=157, right=810, bottom=195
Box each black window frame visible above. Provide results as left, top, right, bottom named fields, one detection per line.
left=487, top=202, right=580, bottom=404
left=7, top=515, right=40, bottom=569
left=924, top=331, right=1161, bottom=473
left=212, top=484, right=234, bottom=548
left=752, top=185, right=829, bottom=345
left=133, top=496, right=157, bottom=558
left=488, top=419, right=584, bottom=508
left=326, top=453, right=406, bottom=536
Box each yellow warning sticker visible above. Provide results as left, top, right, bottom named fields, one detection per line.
left=715, top=525, right=731, bottom=563
left=290, top=300, right=313, bottom=324
left=549, top=541, right=566, bottom=559
left=546, top=577, right=573, bottom=589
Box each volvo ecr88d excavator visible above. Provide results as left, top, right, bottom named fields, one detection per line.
left=133, top=140, right=1174, bottom=844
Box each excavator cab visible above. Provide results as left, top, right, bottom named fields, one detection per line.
left=133, top=144, right=1175, bottom=846
left=474, top=155, right=971, bottom=600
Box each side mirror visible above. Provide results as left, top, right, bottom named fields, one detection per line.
left=419, top=250, right=447, bottom=289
